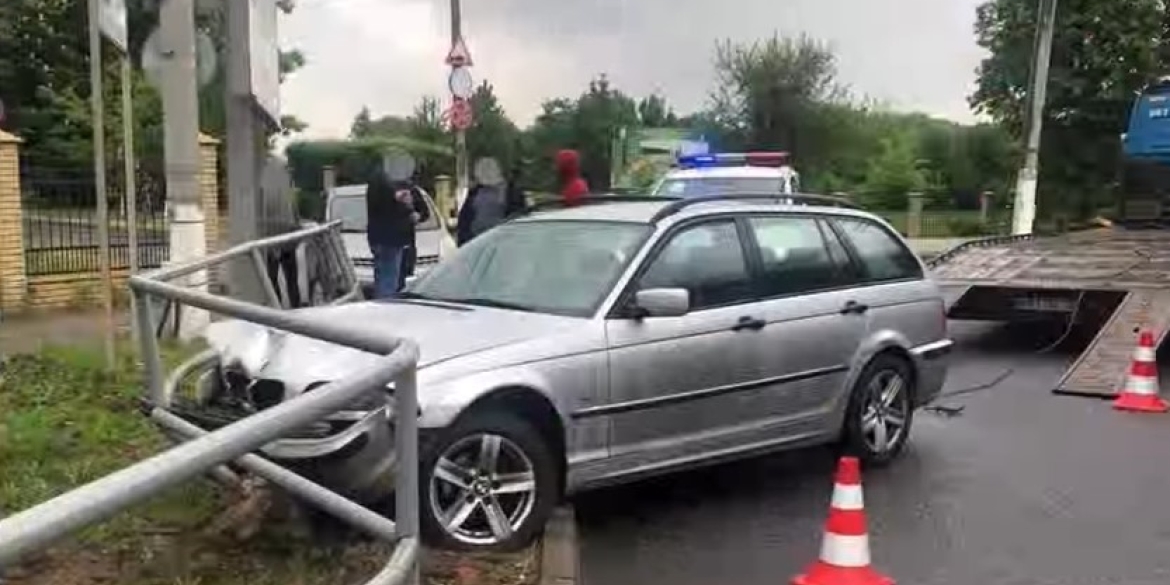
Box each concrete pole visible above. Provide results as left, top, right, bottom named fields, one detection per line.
left=450, top=0, right=469, bottom=211
left=86, top=0, right=116, bottom=368
left=225, top=0, right=265, bottom=304
left=1011, top=0, right=1059, bottom=236
left=121, top=55, right=140, bottom=348
left=159, top=0, right=208, bottom=338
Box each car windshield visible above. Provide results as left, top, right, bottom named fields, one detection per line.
left=327, top=193, right=440, bottom=232
left=652, top=177, right=786, bottom=198
left=403, top=220, right=649, bottom=317
left=329, top=196, right=368, bottom=232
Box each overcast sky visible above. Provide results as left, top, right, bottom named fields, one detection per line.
left=278, top=0, right=988, bottom=140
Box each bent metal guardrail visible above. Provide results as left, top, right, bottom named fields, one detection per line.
left=0, top=223, right=422, bottom=585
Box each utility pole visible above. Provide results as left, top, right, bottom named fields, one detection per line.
left=159, top=0, right=208, bottom=337
left=86, top=0, right=116, bottom=368
left=1012, top=0, right=1059, bottom=235
left=121, top=53, right=139, bottom=347
left=224, top=0, right=269, bottom=304
left=450, top=0, right=469, bottom=210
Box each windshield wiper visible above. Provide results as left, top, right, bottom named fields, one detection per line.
left=446, top=297, right=536, bottom=312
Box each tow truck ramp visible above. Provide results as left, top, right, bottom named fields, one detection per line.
left=928, top=229, right=1170, bottom=399
left=1055, top=290, right=1170, bottom=397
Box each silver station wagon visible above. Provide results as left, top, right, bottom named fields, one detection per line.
left=202, top=195, right=953, bottom=551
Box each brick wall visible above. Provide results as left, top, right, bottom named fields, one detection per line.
left=25, top=271, right=133, bottom=310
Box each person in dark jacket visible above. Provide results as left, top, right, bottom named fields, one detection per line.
left=366, top=150, right=430, bottom=298
left=457, top=157, right=526, bottom=246
left=555, top=149, right=589, bottom=206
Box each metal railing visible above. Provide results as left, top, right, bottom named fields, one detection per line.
left=0, top=223, right=421, bottom=585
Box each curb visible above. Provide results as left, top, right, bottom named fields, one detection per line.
left=538, top=506, right=579, bottom=585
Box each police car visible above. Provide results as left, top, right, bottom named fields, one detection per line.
left=649, top=152, right=800, bottom=199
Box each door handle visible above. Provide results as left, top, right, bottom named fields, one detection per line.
left=731, top=316, right=767, bottom=332
left=840, top=301, right=869, bottom=315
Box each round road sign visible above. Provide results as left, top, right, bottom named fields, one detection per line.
left=449, top=66, right=474, bottom=100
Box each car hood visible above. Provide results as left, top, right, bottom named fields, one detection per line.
left=204, top=299, right=580, bottom=385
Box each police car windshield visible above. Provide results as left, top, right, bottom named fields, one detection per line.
left=653, top=177, right=786, bottom=199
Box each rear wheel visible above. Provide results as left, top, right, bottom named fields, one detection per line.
left=842, top=354, right=914, bottom=466
left=419, top=410, right=558, bottom=551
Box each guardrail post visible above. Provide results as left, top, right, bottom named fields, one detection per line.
left=907, top=192, right=924, bottom=239
left=394, top=366, right=421, bottom=585
left=0, top=130, right=26, bottom=314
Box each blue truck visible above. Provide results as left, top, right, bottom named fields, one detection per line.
left=1120, top=77, right=1170, bottom=222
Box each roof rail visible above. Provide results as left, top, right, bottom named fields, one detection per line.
left=527, top=194, right=677, bottom=213
left=649, top=193, right=859, bottom=222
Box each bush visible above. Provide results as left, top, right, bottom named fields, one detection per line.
left=946, top=217, right=991, bottom=237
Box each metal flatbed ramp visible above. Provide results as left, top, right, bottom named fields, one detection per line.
left=1054, top=290, right=1170, bottom=397
left=930, top=230, right=1170, bottom=290
left=929, top=229, right=1170, bottom=399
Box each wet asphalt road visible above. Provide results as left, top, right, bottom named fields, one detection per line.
left=577, top=321, right=1170, bottom=585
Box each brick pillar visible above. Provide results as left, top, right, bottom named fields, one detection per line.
left=980, top=191, right=994, bottom=224
left=0, top=131, right=26, bottom=312
left=198, top=134, right=221, bottom=287
left=907, top=192, right=925, bottom=239
left=322, top=165, right=337, bottom=192
left=435, top=174, right=455, bottom=223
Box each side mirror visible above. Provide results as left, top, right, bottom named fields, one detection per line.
left=633, top=288, right=690, bottom=318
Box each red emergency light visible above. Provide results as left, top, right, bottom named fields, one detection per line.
left=744, top=152, right=790, bottom=167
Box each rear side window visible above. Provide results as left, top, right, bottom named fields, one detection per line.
left=833, top=218, right=923, bottom=282
left=746, top=216, right=843, bottom=296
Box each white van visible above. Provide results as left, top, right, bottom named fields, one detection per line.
left=326, top=184, right=457, bottom=291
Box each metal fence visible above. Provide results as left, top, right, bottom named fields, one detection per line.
left=0, top=223, right=422, bottom=585
left=20, top=167, right=169, bottom=276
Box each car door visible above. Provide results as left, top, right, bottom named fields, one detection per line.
left=603, top=218, right=767, bottom=464
left=827, top=216, right=938, bottom=352
left=737, top=215, right=869, bottom=438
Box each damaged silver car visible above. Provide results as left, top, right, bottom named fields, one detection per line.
left=193, top=195, right=953, bottom=551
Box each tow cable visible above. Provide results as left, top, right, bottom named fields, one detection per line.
left=922, top=290, right=1087, bottom=417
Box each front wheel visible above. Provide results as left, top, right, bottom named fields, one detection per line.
left=419, top=411, right=559, bottom=551
left=842, top=354, right=915, bottom=466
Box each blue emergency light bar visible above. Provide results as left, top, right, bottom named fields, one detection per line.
left=676, top=152, right=790, bottom=169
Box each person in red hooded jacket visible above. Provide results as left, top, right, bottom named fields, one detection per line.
left=555, top=149, right=589, bottom=206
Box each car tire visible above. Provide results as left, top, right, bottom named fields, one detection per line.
left=841, top=353, right=915, bottom=467
left=419, top=410, right=558, bottom=552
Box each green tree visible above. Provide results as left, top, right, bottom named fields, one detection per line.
left=710, top=33, right=843, bottom=159
left=638, top=94, right=677, bottom=127
left=466, top=81, right=521, bottom=174
left=971, top=0, right=1165, bottom=216
left=861, top=130, right=929, bottom=209
left=0, top=0, right=307, bottom=169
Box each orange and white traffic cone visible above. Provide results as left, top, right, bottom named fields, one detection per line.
left=792, top=456, right=893, bottom=585
left=1113, top=330, right=1168, bottom=413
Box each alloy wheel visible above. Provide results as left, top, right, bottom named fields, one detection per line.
left=860, top=369, right=909, bottom=455
left=427, top=433, right=538, bottom=546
